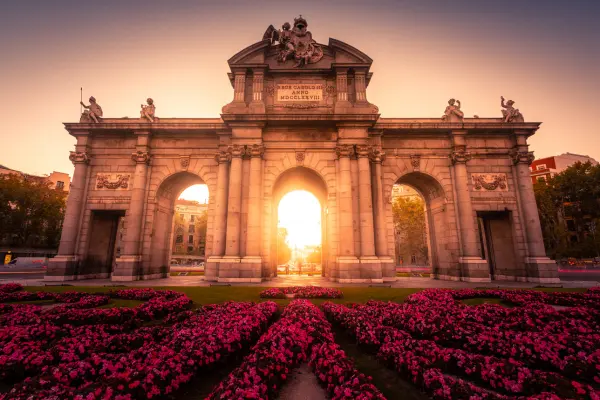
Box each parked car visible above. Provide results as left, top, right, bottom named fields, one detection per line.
left=4, top=257, right=48, bottom=269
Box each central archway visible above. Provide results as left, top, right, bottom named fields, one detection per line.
left=270, top=167, right=328, bottom=277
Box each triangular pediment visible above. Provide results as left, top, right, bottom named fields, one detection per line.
left=227, top=38, right=372, bottom=70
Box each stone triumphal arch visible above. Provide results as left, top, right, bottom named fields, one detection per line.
left=47, top=16, right=559, bottom=283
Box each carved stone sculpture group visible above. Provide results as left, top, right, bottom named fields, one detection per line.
left=440, top=96, right=525, bottom=122
left=80, top=96, right=158, bottom=123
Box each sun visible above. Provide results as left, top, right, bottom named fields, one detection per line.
left=178, top=184, right=209, bottom=203
left=278, top=190, right=321, bottom=249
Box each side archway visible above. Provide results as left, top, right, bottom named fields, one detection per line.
left=147, top=171, right=208, bottom=275
left=391, top=171, right=459, bottom=279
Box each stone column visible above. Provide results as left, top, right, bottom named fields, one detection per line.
left=511, top=132, right=559, bottom=282
left=225, top=144, right=245, bottom=257
left=450, top=131, right=490, bottom=282
left=46, top=133, right=91, bottom=281
left=114, top=132, right=151, bottom=281
left=335, top=144, right=359, bottom=280
left=241, top=144, right=264, bottom=280
left=370, top=148, right=395, bottom=280
left=356, top=145, right=382, bottom=281
left=205, top=150, right=230, bottom=281
left=212, top=151, right=231, bottom=256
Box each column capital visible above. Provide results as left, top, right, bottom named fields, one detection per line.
left=369, top=147, right=386, bottom=164
left=131, top=150, right=151, bottom=164
left=227, top=144, right=246, bottom=158
left=335, top=144, right=355, bottom=159
left=356, top=144, right=371, bottom=158
left=449, top=150, right=472, bottom=165
left=510, top=149, right=535, bottom=165
left=248, top=144, right=265, bottom=159
left=215, top=150, right=232, bottom=164
left=69, top=151, right=91, bottom=165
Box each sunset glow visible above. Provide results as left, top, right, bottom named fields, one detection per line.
left=178, top=184, right=209, bottom=203
left=278, top=190, right=321, bottom=249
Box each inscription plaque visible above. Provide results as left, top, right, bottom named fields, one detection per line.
left=277, top=84, right=323, bottom=102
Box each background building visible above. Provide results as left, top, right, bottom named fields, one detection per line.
left=171, top=199, right=208, bottom=264
left=530, top=153, right=598, bottom=184
left=0, top=164, right=70, bottom=192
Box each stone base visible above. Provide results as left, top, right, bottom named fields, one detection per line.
left=206, top=256, right=263, bottom=281
left=525, top=257, right=560, bottom=283
left=431, top=273, right=461, bottom=281
left=111, top=272, right=167, bottom=282
left=338, top=278, right=384, bottom=283
left=379, top=256, right=396, bottom=279
left=459, top=257, right=491, bottom=282
left=493, top=274, right=529, bottom=282
left=217, top=277, right=263, bottom=283
left=45, top=255, right=78, bottom=281
left=112, top=255, right=143, bottom=281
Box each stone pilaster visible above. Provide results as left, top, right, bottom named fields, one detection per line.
left=205, top=150, right=230, bottom=281
left=511, top=132, right=559, bottom=283
left=113, top=132, right=151, bottom=281
left=249, top=69, right=266, bottom=113
left=335, top=144, right=360, bottom=281
left=241, top=144, right=264, bottom=278
left=222, top=70, right=248, bottom=114
left=450, top=131, right=490, bottom=282
left=46, top=132, right=91, bottom=281
left=334, top=68, right=352, bottom=113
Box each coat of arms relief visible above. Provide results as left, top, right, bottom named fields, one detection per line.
left=264, top=16, right=324, bottom=67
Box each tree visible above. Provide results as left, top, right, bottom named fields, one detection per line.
left=276, top=227, right=292, bottom=265
left=392, top=195, right=428, bottom=264
left=0, top=173, right=67, bottom=248
left=306, top=246, right=321, bottom=264
left=534, top=161, right=600, bottom=258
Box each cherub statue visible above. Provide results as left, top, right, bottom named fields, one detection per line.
left=501, top=96, right=524, bottom=122
left=270, top=22, right=295, bottom=62
left=80, top=96, right=103, bottom=123
left=140, top=98, right=156, bottom=122
left=442, top=98, right=464, bottom=122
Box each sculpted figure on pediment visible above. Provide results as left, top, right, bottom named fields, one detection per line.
left=501, top=96, right=524, bottom=123
left=80, top=96, right=103, bottom=123
left=268, top=16, right=323, bottom=67
left=442, top=98, right=464, bottom=122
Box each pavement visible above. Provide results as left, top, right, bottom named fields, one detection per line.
left=0, top=273, right=597, bottom=289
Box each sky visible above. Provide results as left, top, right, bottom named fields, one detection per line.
left=0, top=0, right=599, bottom=179
left=278, top=190, right=321, bottom=248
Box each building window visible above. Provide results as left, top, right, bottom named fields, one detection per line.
left=536, top=164, right=546, bottom=171
left=56, top=181, right=64, bottom=190
left=187, top=246, right=194, bottom=253
left=188, top=225, right=195, bottom=233
left=176, top=235, right=183, bottom=244
left=188, top=235, right=194, bottom=244
left=190, top=215, right=195, bottom=222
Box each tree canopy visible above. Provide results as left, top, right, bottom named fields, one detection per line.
left=0, top=173, right=67, bottom=248
left=534, top=161, right=600, bottom=258
left=392, top=193, right=428, bottom=264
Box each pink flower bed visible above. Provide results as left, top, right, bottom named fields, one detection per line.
left=324, top=288, right=600, bottom=399
left=208, top=299, right=385, bottom=400
left=0, top=283, right=278, bottom=399
left=260, top=286, right=343, bottom=299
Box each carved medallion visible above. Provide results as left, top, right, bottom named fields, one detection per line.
left=410, top=154, right=421, bottom=171
left=180, top=156, right=190, bottom=170
left=471, top=174, right=508, bottom=191
left=295, top=151, right=305, bottom=166
left=96, top=174, right=130, bottom=190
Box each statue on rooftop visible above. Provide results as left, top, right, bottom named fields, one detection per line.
left=80, top=96, right=103, bottom=123
left=442, top=98, right=464, bottom=122
left=140, top=98, right=156, bottom=123
left=268, top=16, right=323, bottom=67
left=501, top=96, right=524, bottom=123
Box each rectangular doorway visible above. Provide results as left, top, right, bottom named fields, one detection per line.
left=86, top=210, right=125, bottom=276
left=478, top=211, right=517, bottom=280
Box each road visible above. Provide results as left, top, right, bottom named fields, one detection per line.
left=1, top=268, right=598, bottom=283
